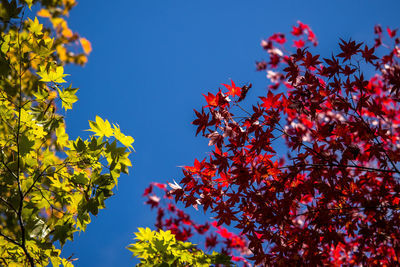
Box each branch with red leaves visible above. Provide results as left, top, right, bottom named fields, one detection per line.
left=146, top=21, right=400, bottom=266
left=143, top=182, right=252, bottom=266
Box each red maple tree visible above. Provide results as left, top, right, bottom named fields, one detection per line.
left=145, top=21, right=400, bottom=265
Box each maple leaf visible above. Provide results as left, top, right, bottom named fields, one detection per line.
left=184, top=158, right=205, bottom=174
left=291, top=25, right=303, bottom=36
left=37, top=65, right=69, bottom=83
left=341, top=65, right=356, bottom=76
left=301, top=51, right=321, bottom=69
left=28, top=17, right=43, bottom=35
left=37, top=8, right=51, bottom=18
left=88, top=116, right=113, bottom=137
left=192, top=108, right=210, bottom=136
left=323, top=55, right=341, bottom=78
left=216, top=227, right=233, bottom=239
left=361, top=45, right=378, bottom=64
left=142, top=185, right=153, bottom=196
left=205, top=234, right=218, bottom=249
left=57, top=85, right=78, bottom=110
left=222, top=80, right=242, bottom=97
left=80, top=37, right=92, bottom=54
left=387, top=27, right=397, bottom=38
left=203, top=92, right=219, bottom=108
left=259, top=91, right=281, bottom=109
left=269, top=33, right=286, bottom=44
left=113, top=124, right=135, bottom=150
left=293, top=39, right=305, bottom=48
left=337, top=38, right=363, bottom=62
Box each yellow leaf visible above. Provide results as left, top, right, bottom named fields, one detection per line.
left=113, top=124, right=134, bottom=150
left=51, top=17, right=64, bottom=28
left=97, top=116, right=113, bottom=137
left=24, top=0, right=33, bottom=9
left=57, top=86, right=78, bottom=110
left=19, top=108, right=34, bottom=123
left=88, top=116, right=113, bottom=137
left=62, top=258, right=75, bottom=267
left=37, top=65, right=69, bottom=83
left=28, top=17, right=43, bottom=35
left=32, top=124, right=46, bottom=139
left=80, top=38, right=92, bottom=54
left=56, top=125, right=69, bottom=147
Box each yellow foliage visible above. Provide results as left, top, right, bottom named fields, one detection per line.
left=0, top=1, right=133, bottom=266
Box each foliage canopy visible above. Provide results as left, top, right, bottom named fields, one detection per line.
left=143, top=21, right=400, bottom=266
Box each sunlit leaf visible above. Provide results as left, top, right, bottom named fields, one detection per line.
left=80, top=37, right=92, bottom=54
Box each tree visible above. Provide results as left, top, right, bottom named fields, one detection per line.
left=0, top=1, right=133, bottom=266
left=142, top=21, right=400, bottom=265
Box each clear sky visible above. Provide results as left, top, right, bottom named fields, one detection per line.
left=59, top=0, right=400, bottom=265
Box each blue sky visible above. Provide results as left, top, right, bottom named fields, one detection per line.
left=59, top=0, right=400, bottom=265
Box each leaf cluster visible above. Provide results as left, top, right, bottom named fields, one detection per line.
left=128, top=228, right=232, bottom=267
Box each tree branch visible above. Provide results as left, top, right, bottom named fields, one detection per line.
left=0, top=232, right=21, bottom=247
left=15, top=11, right=34, bottom=266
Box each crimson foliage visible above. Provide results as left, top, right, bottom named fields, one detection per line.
left=145, top=22, right=400, bottom=265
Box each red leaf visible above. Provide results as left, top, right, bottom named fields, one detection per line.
left=293, top=39, right=305, bottom=48
left=387, top=27, right=397, bottom=38
left=203, top=92, right=219, bottom=107
left=222, top=80, right=242, bottom=97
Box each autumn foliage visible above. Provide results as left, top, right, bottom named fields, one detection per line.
left=144, top=21, right=400, bottom=265
left=0, top=1, right=133, bottom=265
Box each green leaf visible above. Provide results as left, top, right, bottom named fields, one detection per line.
left=86, top=198, right=99, bottom=216
left=0, top=55, right=10, bottom=77
left=19, top=134, right=34, bottom=155
left=74, top=137, right=86, bottom=153
left=52, top=222, right=74, bottom=247
left=71, top=173, right=88, bottom=185
left=153, top=238, right=168, bottom=253
left=1, top=34, right=10, bottom=54
left=33, top=86, right=49, bottom=101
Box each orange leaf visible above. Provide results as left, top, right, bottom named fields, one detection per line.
left=62, top=28, right=73, bottom=38
left=80, top=38, right=92, bottom=54
left=37, top=9, right=51, bottom=18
